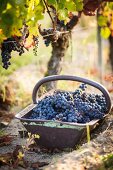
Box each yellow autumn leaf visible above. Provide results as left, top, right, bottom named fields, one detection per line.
left=110, top=21, right=113, bottom=30
left=0, top=29, right=3, bottom=34
left=17, top=151, right=24, bottom=160
left=34, top=134, right=40, bottom=139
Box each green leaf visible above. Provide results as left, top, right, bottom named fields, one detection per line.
left=35, top=12, right=44, bottom=20
left=2, top=9, right=15, bottom=25
left=58, top=9, right=68, bottom=20
left=57, top=3, right=65, bottom=9
left=98, top=15, right=107, bottom=27
left=65, top=1, right=76, bottom=11
left=107, top=2, right=113, bottom=10
left=0, top=0, right=7, bottom=14
left=73, top=0, right=83, bottom=11
left=101, top=27, right=111, bottom=39
left=75, top=2, right=83, bottom=11
left=48, top=0, right=57, bottom=5
left=74, top=0, right=83, bottom=3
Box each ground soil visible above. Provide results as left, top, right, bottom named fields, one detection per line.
left=0, top=64, right=113, bottom=170
left=0, top=110, right=113, bottom=170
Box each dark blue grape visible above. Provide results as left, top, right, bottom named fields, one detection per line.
left=44, top=39, right=51, bottom=47
left=29, top=84, right=108, bottom=124
left=1, top=37, right=25, bottom=69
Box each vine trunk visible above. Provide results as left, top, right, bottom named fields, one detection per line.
left=109, top=35, right=113, bottom=71
left=44, top=33, right=70, bottom=90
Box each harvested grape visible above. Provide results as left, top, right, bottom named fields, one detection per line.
left=29, top=84, right=108, bottom=124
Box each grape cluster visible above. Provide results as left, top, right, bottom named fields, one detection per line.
left=57, top=20, right=67, bottom=31
left=39, top=20, right=67, bottom=47
left=44, top=38, right=51, bottom=47
left=33, top=36, right=39, bottom=56
left=29, top=84, right=108, bottom=124
left=1, top=37, right=24, bottom=69
left=42, top=28, right=55, bottom=47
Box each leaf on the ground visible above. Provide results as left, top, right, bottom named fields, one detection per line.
left=0, top=121, right=9, bottom=128
left=12, top=145, right=23, bottom=159
left=12, top=158, right=28, bottom=169
left=12, top=145, right=29, bottom=168
left=0, top=135, right=13, bottom=146
left=31, top=161, right=49, bottom=168
left=0, top=145, right=28, bottom=168
left=31, top=162, right=39, bottom=169
left=0, top=153, right=13, bottom=166
left=0, top=110, right=14, bottom=127
left=0, top=146, right=22, bottom=167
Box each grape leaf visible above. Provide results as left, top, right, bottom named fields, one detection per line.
left=1, top=9, right=14, bottom=25
left=0, top=0, right=7, bottom=14
left=65, top=1, right=76, bottom=11
left=48, top=0, right=57, bottom=5
left=0, top=0, right=112, bottom=47
left=101, top=27, right=111, bottom=39
left=76, top=2, right=83, bottom=11
left=73, top=0, right=83, bottom=11
left=58, top=9, right=68, bottom=20
left=108, top=2, right=113, bottom=9
left=98, top=16, right=108, bottom=27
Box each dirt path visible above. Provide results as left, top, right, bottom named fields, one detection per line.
left=45, top=113, right=113, bottom=170
left=0, top=118, right=68, bottom=169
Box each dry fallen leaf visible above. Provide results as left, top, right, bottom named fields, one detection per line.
left=0, top=135, right=13, bottom=147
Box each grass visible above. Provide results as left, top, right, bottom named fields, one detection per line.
left=0, top=129, right=6, bottom=137
left=0, top=49, right=37, bottom=95
left=102, top=153, right=113, bottom=170
left=86, top=124, right=91, bottom=144
left=0, top=40, right=52, bottom=86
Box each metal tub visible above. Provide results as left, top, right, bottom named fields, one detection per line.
left=15, top=75, right=111, bottom=149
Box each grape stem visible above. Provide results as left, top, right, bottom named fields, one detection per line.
left=42, top=0, right=55, bottom=29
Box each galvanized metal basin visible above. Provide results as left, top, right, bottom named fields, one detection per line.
left=15, top=75, right=111, bottom=149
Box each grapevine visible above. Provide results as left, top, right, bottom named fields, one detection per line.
left=0, top=0, right=112, bottom=69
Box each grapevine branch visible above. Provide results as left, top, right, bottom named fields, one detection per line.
left=42, top=0, right=55, bottom=29
left=1, top=0, right=112, bottom=70
left=66, top=15, right=79, bottom=30
left=3, top=26, right=96, bottom=43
